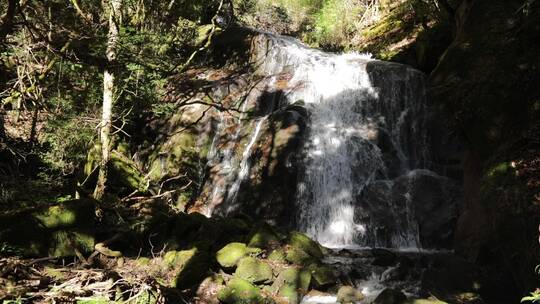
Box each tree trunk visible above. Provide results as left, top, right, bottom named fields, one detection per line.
left=0, top=0, right=18, bottom=43
left=94, top=0, right=121, bottom=200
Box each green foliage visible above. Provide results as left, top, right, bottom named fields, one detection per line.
left=310, top=0, right=362, bottom=48
left=522, top=289, right=540, bottom=303
left=41, top=115, right=96, bottom=175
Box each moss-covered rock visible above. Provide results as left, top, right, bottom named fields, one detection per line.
left=147, top=132, right=197, bottom=182
left=217, top=277, right=265, bottom=304
left=337, top=286, right=364, bottom=304
left=163, top=247, right=211, bottom=289
left=234, top=256, right=273, bottom=284
left=0, top=199, right=95, bottom=257
left=217, top=242, right=249, bottom=268
left=287, top=232, right=323, bottom=259
left=309, top=264, right=336, bottom=288
left=49, top=230, right=94, bottom=257
left=248, top=225, right=280, bottom=249
left=84, top=144, right=147, bottom=193
left=271, top=267, right=311, bottom=304
left=285, top=246, right=318, bottom=266
left=268, top=248, right=287, bottom=263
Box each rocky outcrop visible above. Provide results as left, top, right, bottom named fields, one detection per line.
left=430, top=0, right=540, bottom=298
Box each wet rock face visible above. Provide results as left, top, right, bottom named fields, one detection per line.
left=156, top=28, right=462, bottom=250
left=355, top=170, right=460, bottom=249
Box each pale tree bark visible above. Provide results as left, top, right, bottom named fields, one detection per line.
left=94, top=0, right=122, bottom=200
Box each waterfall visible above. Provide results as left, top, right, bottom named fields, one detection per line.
left=201, top=31, right=436, bottom=249
left=253, top=34, right=429, bottom=248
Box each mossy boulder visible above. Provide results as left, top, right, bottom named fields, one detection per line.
left=271, top=267, right=311, bottom=304
left=268, top=249, right=287, bottom=263
left=109, top=151, right=147, bottom=192
left=309, top=264, right=337, bottom=288
left=285, top=246, right=318, bottom=266
left=147, top=132, right=196, bottom=182
left=217, top=277, right=265, bottom=304
left=234, top=257, right=273, bottom=284
left=217, top=242, right=249, bottom=268
left=0, top=199, right=95, bottom=257
left=84, top=144, right=147, bottom=192
left=48, top=230, right=95, bottom=257
left=247, top=225, right=280, bottom=249
left=287, top=232, right=323, bottom=259
left=337, top=286, right=365, bottom=303
left=163, top=248, right=211, bottom=289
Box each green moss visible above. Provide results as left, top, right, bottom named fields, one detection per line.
left=44, top=267, right=67, bottom=280
left=175, top=252, right=211, bottom=289
left=109, top=151, right=147, bottom=192
left=163, top=248, right=211, bottom=289
left=271, top=267, right=311, bottom=304
left=35, top=206, right=76, bottom=228
left=217, top=277, right=264, bottom=304
left=486, top=162, right=511, bottom=177
left=234, top=257, right=273, bottom=284
left=247, top=225, right=280, bottom=249
left=287, top=232, right=323, bottom=259
left=309, top=264, right=336, bottom=288
left=285, top=246, right=318, bottom=266
left=217, top=242, right=248, bottom=268
left=76, top=298, right=112, bottom=304
left=49, top=231, right=94, bottom=257
left=163, top=248, right=197, bottom=267
left=0, top=199, right=95, bottom=257
left=268, top=249, right=287, bottom=263
left=136, top=257, right=151, bottom=266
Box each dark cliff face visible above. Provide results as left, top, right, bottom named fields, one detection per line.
left=430, top=0, right=540, bottom=298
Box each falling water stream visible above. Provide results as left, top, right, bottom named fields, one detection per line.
left=205, top=32, right=435, bottom=250
left=198, top=31, right=460, bottom=304
left=253, top=34, right=428, bottom=249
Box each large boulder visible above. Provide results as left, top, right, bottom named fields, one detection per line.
left=217, top=277, right=265, bottom=304
left=216, top=242, right=248, bottom=268
left=0, top=199, right=95, bottom=257
left=163, top=248, right=211, bottom=289
left=309, top=264, right=337, bottom=289
left=287, top=232, right=324, bottom=259
left=234, top=257, right=273, bottom=284
left=247, top=224, right=281, bottom=249
left=356, top=170, right=459, bottom=248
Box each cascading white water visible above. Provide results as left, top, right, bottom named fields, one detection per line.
left=226, top=115, right=268, bottom=208
left=201, top=31, right=434, bottom=248
left=253, top=34, right=428, bottom=248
